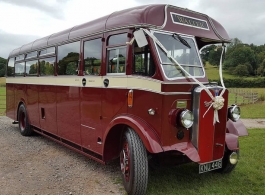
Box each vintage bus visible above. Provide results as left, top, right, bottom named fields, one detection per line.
left=6, top=4, right=248, bottom=195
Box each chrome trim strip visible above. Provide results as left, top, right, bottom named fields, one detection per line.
left=162, top=82, right=208, bottom=85
left=81, top=124, right=95, bottom=130
left=160, top=92, right=191, bottom=95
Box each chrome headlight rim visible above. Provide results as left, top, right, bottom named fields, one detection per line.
left=228, top=105, right=240, bottom=122
left=179, top=109, right=194, bottom=129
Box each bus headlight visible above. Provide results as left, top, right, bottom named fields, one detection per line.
left=179, top=109, right=194, bottom=129
left=228, top=105, right=240, bottom=122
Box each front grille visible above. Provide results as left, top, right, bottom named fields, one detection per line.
left=191, top=85, right=228, bottom=163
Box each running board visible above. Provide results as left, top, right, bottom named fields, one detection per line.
left=12, top=121, right=18, bottom=124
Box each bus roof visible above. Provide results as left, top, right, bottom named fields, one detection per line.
left=9, top=4, right=230, bottom=57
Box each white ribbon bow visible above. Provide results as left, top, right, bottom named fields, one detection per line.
left=203, top=96, right=225, bottom=125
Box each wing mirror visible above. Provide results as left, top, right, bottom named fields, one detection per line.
left=133, top=29, right=148, bottom=47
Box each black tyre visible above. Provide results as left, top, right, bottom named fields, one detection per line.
left=120, top=128, right=148, bottom=195
left=18, top=104, right=33, bottom=136
left=217, top=144, right=239, bottom=173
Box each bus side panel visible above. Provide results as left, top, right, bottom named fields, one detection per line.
left=57, top=86, right=81, bottom=145
left=26, top=84, right=40, bottom=128
left=39, top=85, right=57, bottom=135
left=15, top=83, right=26, bottom=116
left=127, top=90, right=162, bottom=138
left=101, top=88, right=128, bottom=130
left=80, top=87, right=102, bottom=154
left=6, top=83, right=16, bottom=120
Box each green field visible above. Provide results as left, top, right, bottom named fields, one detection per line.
left=0, top=77, right=5, bottom=86
left=204, top=62, right=236, bottom=80
left=204, top=62, right=265, bottom=81
left=146, top=128, right=264, bottom=195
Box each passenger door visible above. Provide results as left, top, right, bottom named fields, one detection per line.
left=80, top=38, right=103, bottom=154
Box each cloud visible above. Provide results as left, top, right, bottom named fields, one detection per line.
left=0, top=0, right=70, bottom=19
left=191, top=0, right=265, bottom=45
left=0, top=31, right=40, bottom=59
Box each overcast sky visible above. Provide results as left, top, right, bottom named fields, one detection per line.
left=0, top=0, right=264, bottom=59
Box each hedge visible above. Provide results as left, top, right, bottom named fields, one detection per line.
left=209, top=78, right=265, bottom=88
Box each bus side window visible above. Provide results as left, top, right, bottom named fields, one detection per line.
left=57, top=42, right=80, bottom=75
left=83, top=38, right=102, bottom=75
left=107, top=47, right=126, bottom=74
left=15, top=61, right=25, bottom=76
left=107, top=33, right=127, bottom=74
left=7, top=57, right=15, bottom=77
left=39, top=57, right=55, bottom=76
left=26, top=60, right=38, bottom=76
left=133, top=45, right=155, bottom=76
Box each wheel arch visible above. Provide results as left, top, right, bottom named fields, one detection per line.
left=226, top=119, right=248, bottom=136
left=102, top=114, right=163, bottom=162
left=225, top=133, right=239, bottom=151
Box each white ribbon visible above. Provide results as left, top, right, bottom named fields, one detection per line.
left=136, top=28, right=226, bottom=125
left=203, top=96, right=225, bottom=124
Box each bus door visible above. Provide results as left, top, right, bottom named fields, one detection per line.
left=56, top=41, right=81, bottom=145
left=80, top=38, right=103, bottom=154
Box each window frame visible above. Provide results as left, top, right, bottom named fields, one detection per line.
left=6, top=57, right=15, bottom=77
left=107, top=46, right=127, bottom=75
left=25, top=60, right=38, bottom=76
left=83, top=38, right=103, bottom=76
left=57, top=41, right=81, bottom=76
left=39, top=57, right=56, bottom=76
left=152, top=30, right=205, bottom=80
left=14, top=61, right=25, bottom=77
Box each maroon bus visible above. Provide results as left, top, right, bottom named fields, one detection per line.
left=6, top=4, right=248, bottom=195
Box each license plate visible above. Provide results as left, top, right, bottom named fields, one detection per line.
left=199, top=159, right=222, bottom=174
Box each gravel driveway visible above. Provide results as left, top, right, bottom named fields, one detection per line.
left=240, top=119, right=265, bottom=129
left=0, top=116, right=124, bottom=195
left=0, top=116, right=263, bottom=195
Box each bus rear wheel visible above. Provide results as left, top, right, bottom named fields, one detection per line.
left=18, top=104, right=33, bottom=136
left=120, top=128, right=148, bottom=195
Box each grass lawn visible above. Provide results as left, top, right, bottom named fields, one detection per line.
left=240, top=101, right=265, bottom=118
left=204, top=62, right=236, bottom=80
left=0, top=77, right=6, bottom=86
left=146, top=128, right=265, bottom=195
left=228, top=88, right=265, bottom=118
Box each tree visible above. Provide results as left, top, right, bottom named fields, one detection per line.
left=200, top=45, right=216, bottom=62
left=224, top=45, right=256, bottom=75
left=226, top=38, right=243, bottom=49
left=208, top=46, right=222, bottom=66
left=233, top=64, right=249, bottom=76
left=257, top=59, right=265, bottom=76
left=0, top=57, right=7, bottom=77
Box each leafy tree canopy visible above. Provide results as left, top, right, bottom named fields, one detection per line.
left=0, top=57, right=7, bottom=77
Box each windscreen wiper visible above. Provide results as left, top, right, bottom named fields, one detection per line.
left=172, top=33, right=191, bottom=48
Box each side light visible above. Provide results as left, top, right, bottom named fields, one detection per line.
left=229, top=152, right=239, bottom=165
left=148, top=108, right=156, bottom=115
left=179, top=109, right=194, bottom=129
left=128, top=90, right=133, bottom=107
left=228, top=105, right=240, bottom=122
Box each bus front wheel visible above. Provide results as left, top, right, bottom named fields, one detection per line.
left=18, top=104, right=33, bottom=136
left=120, top=128, right=148, bottom=195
